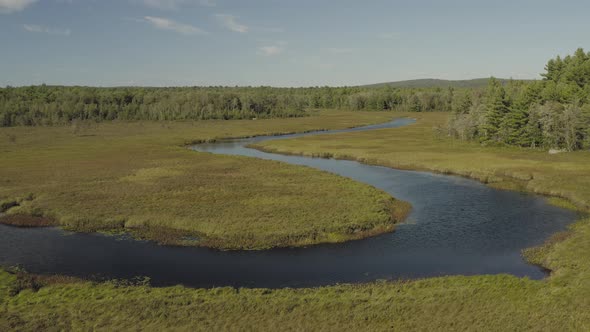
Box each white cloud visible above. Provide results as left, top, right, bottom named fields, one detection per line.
left=215, top=14, right=248, bottom=33
left=139, top=0, right=214, bottom=10
left=23, top=24, right=71, bottom=36
left=0, top=0, right=38, bottom=13
left=142, top=16, right=206, bottom=35
left=258, top=45, right=284, bottom=56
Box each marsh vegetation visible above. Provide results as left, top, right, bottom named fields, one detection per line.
left=0, top=111, right=409, bottom=249
left=255, top=112, right=590, bottom=210
left=1, top=47, right=590, bottom=331
left=1, top=110, right=589, bottom=330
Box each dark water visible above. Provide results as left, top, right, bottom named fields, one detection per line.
left=0, top=119, right=579, bottom=288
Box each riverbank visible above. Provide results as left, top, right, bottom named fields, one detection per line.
left=0, top=111, right=409, bottom=250
left=253, top=112, right=590, bottom=211
left=254, top=111, right=590, bottom=266
left=2, top=220, right=590, bottom=331
left=2, top=111, right=590, bottom=330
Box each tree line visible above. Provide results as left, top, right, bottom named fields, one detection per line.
left=3, top=48, right=589, bottom=153
left=0, top=83, right=467, bottom=127
left=448, top=48, right=590, bottom=151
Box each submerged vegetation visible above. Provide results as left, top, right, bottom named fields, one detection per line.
left=0, top=111, right=409, bottom=249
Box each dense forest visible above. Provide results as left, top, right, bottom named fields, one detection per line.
left=2, top=49, right=589, bottom=152
left=448, top=48, right=590, bottom=151
left=0, top=83, right=463, bottom=126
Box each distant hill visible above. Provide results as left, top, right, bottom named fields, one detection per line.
left=362, top=78, right=530, bottom=89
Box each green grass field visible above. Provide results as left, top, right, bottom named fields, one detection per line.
left=0, top=110, right=411, bottom=250
left=1, top=111, right=590, bottom=330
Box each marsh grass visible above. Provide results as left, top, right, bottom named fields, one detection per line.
left=522, top=230, right=573, bottom=267
left=4, top=268, right=82, bottom=297
left=2, top=112, right=590, bottom=330
left=546, top=197, right=584, bottom=211
left=255, top=111, right=590, bottom=270
left=0, top=110, right=406, bottom=249
left=254, top=112, right=590, bottom=211
left=5, top=134, right=16, bottom=144
left=2, top=230, right=590, bottom=332
left=0, top=214, right=56, bottom=227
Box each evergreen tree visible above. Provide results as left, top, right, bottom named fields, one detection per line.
left=564, top=48, right=590, bottom=87
left=501, top=105, right=529, bottom=146
left=409, top=94, right=422, bottom=112
left=525, top=104, right=544, bottom=148
left=480, top=78, right=509, bottom=143
left=542, top=58, right=556, bottom=81
left=451, top=92, right=472, bottom=114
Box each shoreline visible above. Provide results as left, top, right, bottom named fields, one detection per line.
left=0, top=116, right=413, bottom=251
left=1, top=114, right=586, bottom=283
left=250, top=143, right=589, bottom=214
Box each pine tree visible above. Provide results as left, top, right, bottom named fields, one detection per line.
left=451, top=92, right=472, bottom=114
left=542, top=58, right=556, bottom=81
left=564, top=48, right=589, bottom=88
left=409, top=94, right=422, bottom=112
left=542, top=55, right=566, bottom=82
left=525, top=104, right=544, bottom=148
left=480, top=78, right=509, bottom=143
left=501, top=105, right=529, bottom=146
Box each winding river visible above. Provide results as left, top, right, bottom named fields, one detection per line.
left=0, top=119, right=579, bottom=288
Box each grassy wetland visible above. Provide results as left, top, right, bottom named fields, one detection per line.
left=2, top=49, right=590, bottom=330
left=0, top=110, right=414, bottom=250
left=3, top=0, right=590, bottom=327
left=1, top=111, right=590, bottom=330
left=254, top=112, right=590, bottom=210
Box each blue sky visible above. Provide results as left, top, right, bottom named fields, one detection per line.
left=1, top=0, right=589, bottom=87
